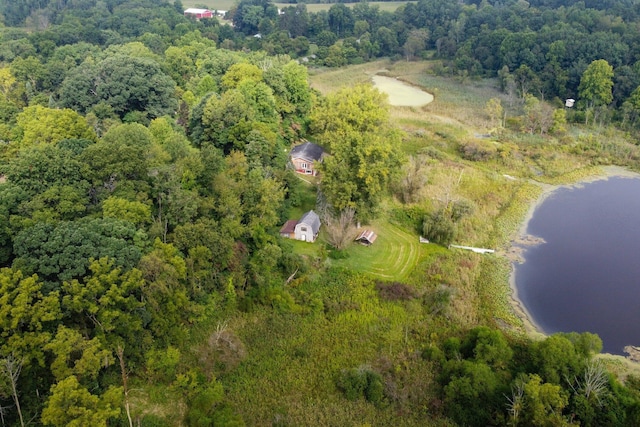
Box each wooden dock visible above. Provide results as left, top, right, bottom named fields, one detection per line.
left=450, top=244, right=495, bottom=254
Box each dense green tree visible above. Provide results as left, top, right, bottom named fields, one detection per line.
left=403, top=29, right=429, bottom=61
left=510, top=374, right=573, bottom=427
left=13, top=218, right=144, bottom=285
left=201, top=89, right=255, bottom=152
left=0, top=184, right=29, bottom=263
left=149, top=164, right=199, bottom=241
left=443, top=360, right=503, bottom=426
left=164, top=45, right=196, bottom=87
left=59, top=54, right=177, bottom=120
left=138, top=240, right=192, bottom=342
left=0, top=267, right=61, bottom=366
left=279, top=4, right=309, bottom=38
left=61, top=258, right=146, bottom=347
left=45, top=326, right=113, bottom=382
left=312, top=85, right=402, bottom=216
left=531, top=334, right=585, bottom=385
left=41, top=375, right=122, bottom=427
left=14, top=106, right=96, bottom=147
left=4, top=143, right=90, bottom=196
left=80, top=129, right=149, bottom=197
left=579, top=59, right=614, bottom=124
left=232, top=0, right=278, bottom=35
left=102, top=197, right=152, bottom=227
left=328, top=3, right=354, bottom=38
left=212, top=151, right=285, bottom=240
left=173, top=218, right=234, bottom=272
left=460, top=326, right=513, bottom=370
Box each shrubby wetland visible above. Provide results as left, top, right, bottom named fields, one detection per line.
left=5, top=0, right=640, bottom=425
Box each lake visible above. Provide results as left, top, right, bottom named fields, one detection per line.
left=514, top=176, right=640, bottom=354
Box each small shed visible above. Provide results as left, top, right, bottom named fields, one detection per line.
left=355, top=229, right=377, bottom=246
left=290, top=141, right=325, bottom=176
left=294, top=210, right=321, bottom=242
left=279, top=219, right=297, bottom=239
left=184, top=8, right=213, bottom=19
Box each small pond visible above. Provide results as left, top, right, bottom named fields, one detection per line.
left=515, top=176, right=640, bottom=354
left=371, top=75, right=434, bottom=107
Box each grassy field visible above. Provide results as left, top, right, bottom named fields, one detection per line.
left=183, top=0, right=237, bottom=11
left=332, top=221, right=423, bottom=280
left=183, top=0, right=413, bottom=13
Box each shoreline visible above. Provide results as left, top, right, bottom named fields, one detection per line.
left=506, top=165, right=640, bottom=340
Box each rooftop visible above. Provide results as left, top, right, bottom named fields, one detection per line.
left=290, top=141, right=324, bottom=162
left=184, top=8, right=210, bottom=14
left=299, top=210, right=321, bottom=234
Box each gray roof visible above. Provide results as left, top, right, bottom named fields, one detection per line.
left=290, top=141, right=324, bottom=162
left=299, top=210, right=321, bottom=234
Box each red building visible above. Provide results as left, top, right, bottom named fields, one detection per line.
left=184, top=8, right=213, bottom=19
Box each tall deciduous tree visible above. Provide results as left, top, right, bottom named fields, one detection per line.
left=579, top=59, right=614, bottom=125
left=41, top=376, right=122, bottom=427
left=61, top=258, right=145, bottom=348
left=59, top=55, right=177, bottom=120
left=0, top=268, right=61, bottom=366
left=311, top=85, right=402, bottom=217
left=14, top=106, right=96, bottom=147
left=13, top=218, right=143, bottom=285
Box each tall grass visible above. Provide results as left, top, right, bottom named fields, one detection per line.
left=223, top=272, right=447, bottom=426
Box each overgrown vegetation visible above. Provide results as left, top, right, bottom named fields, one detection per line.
left=2, top=0, right=640, bottom=425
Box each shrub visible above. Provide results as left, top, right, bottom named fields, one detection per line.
left=139, top=414, right=171, bottom=427
left=459, top=140, right=497, bottom=161
left=450, top=199, right=475, bottom=222
left=145, top=346, right=181, bottom=383
left=422, top=211, right=456, bottom=246
left=375, top=281, right=416, bottom=301
left=328, top=248, right=349, bottom=259
left=337, top=367, right=385, bottom=404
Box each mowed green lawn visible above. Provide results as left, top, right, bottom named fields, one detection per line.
left=182, top=0, right=413, bottom=13
left=333, top=221, right=422, bottom=281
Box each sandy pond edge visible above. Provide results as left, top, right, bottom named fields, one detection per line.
left=507, top=166, right=640, bottom=350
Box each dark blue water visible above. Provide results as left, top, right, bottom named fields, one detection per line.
left=515, top=177, right=640, bottom=354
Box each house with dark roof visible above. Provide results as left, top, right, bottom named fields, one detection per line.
left=290, top=141, right=325, bottom=176
left=280, top=210, right=321, bottom=242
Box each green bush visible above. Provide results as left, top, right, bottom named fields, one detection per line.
left=328, top=248, right=349, bottom=259
left=459, top=140, right=497, bottom=161
left=338, top=369, right=368, bottom=401
left=364, top=371, right=384, bottom=404
left=139, top=414, right=171, bottom=427
left=337, top=367, right=384, bottom=404
left=422, top=211, right=456, bottom=246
